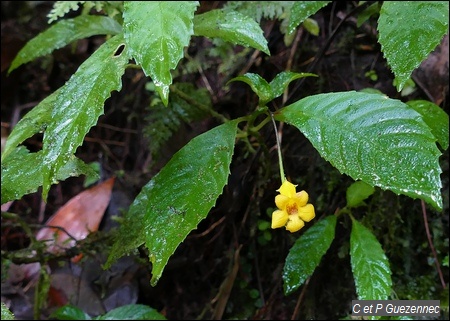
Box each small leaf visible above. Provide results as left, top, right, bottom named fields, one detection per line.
left=95, top=304, right=166, bottom=320
left=227, top=73, right=272, bottom=106
left=105, top=121, right=238, bottom=286
left=357, top=2, right=381, bottom=28
left=41, top=34, right=129, bottom=200
left=302, top=18, right=320, bottom=36
left=283, top=215, right=337, bottom=295
left=287, top=1, right=331, bottom=35
left=350, top=219, right=392, bottom=300
left=1, top=147, right=98, bottom=204
left=276, top=91, right=444, bottom=211
left=193, top=9, right=270, bottom=55
left=8, top=15, right=122, bottom=74
left=346, top=181, right=375, bottom=208
left=123, top=1, right=199, bottom=106
left=1, top=302, right=15, bottom=321
left=49, top=304, right=91, bottom=320
left=406, top=100, right=449, bottom=150
left=377, top=2, right=449, bottom=91
left=269, top=71, right=317, bottom=100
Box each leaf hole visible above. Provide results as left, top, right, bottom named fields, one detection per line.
left=113, top=44, right=125, bottom=57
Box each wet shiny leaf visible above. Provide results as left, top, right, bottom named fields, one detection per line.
left=406, top=100, right=449, bottom=150
left=106, top=121, right=238, bottom=286
left=8, top=15, right=122, bottom=74
left=1, top=147, right=98, bottom=204
left=123, top=1, right=199, bottom=106
left=193, top=9, right=270, bottom=55
left=277, top=91, right=444, bottom=210
left=283, top=215, right=337, bottom=295
left=350, top=219, right=392, bottom=300
left=378, top=2, right=449, bottom=91
left=287, top=1, right=331, bottom=34
left=41, top=34, right=129, bottom=200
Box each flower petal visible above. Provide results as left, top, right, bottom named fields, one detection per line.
left=286, top=215, right=304, bottom=233
left=295, top=190, right=309, bottom=207
left=275, top=194, right=289, bottom=210
left=277, top=180, right=297, bottom=198
left=298, top=204, right=315, bottom=222
left=271, top=210, right=288, bottom=229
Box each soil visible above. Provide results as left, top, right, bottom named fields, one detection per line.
left=1, top=1, right=448, bottom=320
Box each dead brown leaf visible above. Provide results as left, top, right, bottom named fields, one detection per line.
left=35, top=177, right=115, bottom=255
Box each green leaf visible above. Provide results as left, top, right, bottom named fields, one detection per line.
left=193, top=9, right=270, bottom=55
left=1, top=147, right=97, bottom=204
left=123, top=1, right=199, bottom=106
left=41, top=34, right=129, bottom=200
left=1, top=302, right=15, bottom=320
left=228, top=73, right=272, bottom=106
left=8, top=15, right=122, bottom=74
left=95, top=304, right=166, bottom=320
left=276, top=91, right=443, bottom=211
left=377, top=1, right=449, bottom=91
left=406, top=100, right=449, bottom=150
left=350, top=219, right=392, bottom=300
left=269, top=71, right=317, bottom=99
left=287, top=1, right=331, bottom=35
left=346, top=181, right=375, bottom=208
left=302, top=18, right=320, bottom=36
left=283, top=215, right=337, bottom=295
left=1, top=88, right=61, bottom=161
left=356, top=2, right=381, bottom=28
left=228, top=72, right=316, bottom=106
left=49, top=304, right=91, bottom=320
left=105, top=121, right=238, bottom=285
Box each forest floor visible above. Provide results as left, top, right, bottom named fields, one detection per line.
left=1, top=1, right=449, bottom=320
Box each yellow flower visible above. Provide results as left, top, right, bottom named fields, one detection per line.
left=271, top=180, right=315, bottom=233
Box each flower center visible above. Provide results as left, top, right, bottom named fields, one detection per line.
left=286, top=200, right=298, bottom=216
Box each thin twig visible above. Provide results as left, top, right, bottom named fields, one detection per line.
left=421, top=200, right=446, bottom=289
left=291, top=277, right=310, bottom=320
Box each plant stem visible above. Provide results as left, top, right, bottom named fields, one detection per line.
left=270, top=113, right=285, bottom=183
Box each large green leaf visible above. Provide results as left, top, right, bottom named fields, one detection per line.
left=350, top=219, right=392, bottom=300
left=377, top=2, right=449, bottom=91
left=41, top=34, right=129, bottom=200
left=287, top=1, right=331, bottom=35
left=276, top=91, right=443, bottom=210
left=406, top=100, right=449, bottom=150
left=8, top=15, right=122, bottom=74
left=123, top=1, right=199, bottom=106
left=193, top=9, right=270, bottom=55
left=105, top=121, right=238, bottom=286
left=283, top=215, right=337, bottom=295
left=1, top=88, right=61, bottom=161
left=1, top=146, right=97, bottom=204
